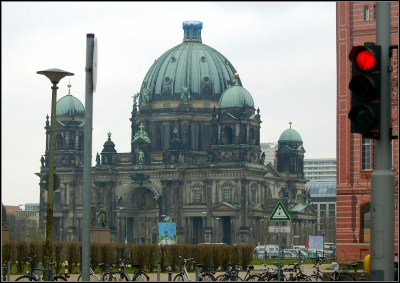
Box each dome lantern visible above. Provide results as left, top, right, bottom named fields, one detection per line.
left=182, top=20, right=202, bottom=42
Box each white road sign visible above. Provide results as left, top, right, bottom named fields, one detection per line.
left=268, top=226, right=291, bottom=233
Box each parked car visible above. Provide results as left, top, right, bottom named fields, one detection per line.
left=283, top=249, right=297, bottom=259
left=253, top=245, right=279, bottom=259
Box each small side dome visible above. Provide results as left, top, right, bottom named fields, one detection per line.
left=102, top=132, right=117, bottom=153
left=56, top=83, right=85, bottom=117
left=219, top=73, right=254, bottom=108
left=279, top=121, right=302, bottom=142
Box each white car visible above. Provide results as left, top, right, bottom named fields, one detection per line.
left=283, top=250, right=297, bottom=259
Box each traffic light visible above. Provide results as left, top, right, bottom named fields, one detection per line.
left=348, top=43, right=381, bottom=139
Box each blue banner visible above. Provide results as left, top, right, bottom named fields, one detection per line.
left=158, top=222, right=176, bottom=245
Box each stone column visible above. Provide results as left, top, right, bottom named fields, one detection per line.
left=160, top=180, right=170, bottom=217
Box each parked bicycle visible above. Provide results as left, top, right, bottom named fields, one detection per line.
left=254, top=262, right=278, bottom=281
left=114, top=258, right=149, bottom=281
left=285, top=260, right=311, bottom=281
left=394, top=252, right=398, bottom=281
left=308, top=259, right=325, bottom=281
left=215, top=263, right=240, bottom=281
left=77, top=260, right=110, bottom=281
left=265, top=262, right=287, bottom=281
left=240, top=265, right=263, bottom=281
left=102, top=263, right=118, bottom=281
left=173, top=256, right=216, bottom=281
left=329, top=262, right=355, bottom=281
left=216, top=263, right=260, bottom=281
left=15, top=252, right=68, bottom=281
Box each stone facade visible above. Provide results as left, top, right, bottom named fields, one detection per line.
left=36, top=21, right=318, bottom=246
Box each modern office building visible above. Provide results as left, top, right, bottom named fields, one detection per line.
left=304, top=158, right=336, bottom=182
left=6, top=203, right=41, bottom=241
left=306, top=181, right=337, bottom=245
left=260, top=142, right=278, bottom=165
left=37, top=21, right=316, bottom=246
left=336, top=2, right=398, bottom=263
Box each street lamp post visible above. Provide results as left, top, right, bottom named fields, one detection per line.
left=291, top=235, right=300, bottom=249
left=322, top=229, right=325, bottom=258
left=202, top=212, right=219, bottom=243
left=120, top=207, right=127, bottom=256
left=212, top=217, right=220, bottom=243
left=260, top=215, right=269, bottom=260
left=37, top=68, right=74, bottom=261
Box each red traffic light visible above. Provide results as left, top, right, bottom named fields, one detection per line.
left=349, top=46, right=377, bottom=71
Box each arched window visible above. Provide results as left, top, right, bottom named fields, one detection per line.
left=222, top=126, right=233, bottom=144
left=56, top=133, right=63, bottom=150
left=360, top=202, right=370, bottom=243
left=78, top=134, right=84, bottom=151
left=192, top=183, right=203, bottom=204
left=250, top=128, right=256, bottom=145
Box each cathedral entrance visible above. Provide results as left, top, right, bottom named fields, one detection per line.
left=192, top=217, right=203, bottom=244
left=221, top=216, right=232, bottom=244
left=125, top=186, right=160, bottom=244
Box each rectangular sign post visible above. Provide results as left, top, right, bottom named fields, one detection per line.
left=269, top=202, right=291, bottom=282
left=269, top=226, right=291, bottom=233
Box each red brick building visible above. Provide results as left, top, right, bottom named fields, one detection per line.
left=336, top=2, right=398, bottom=263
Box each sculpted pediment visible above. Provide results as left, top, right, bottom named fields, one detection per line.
left=264, top=163, right=282, bottom=179
left=212, top=202, right=238, bottom=211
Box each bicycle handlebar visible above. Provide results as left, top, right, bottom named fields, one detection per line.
left=28, top=252, right=36, bottom=258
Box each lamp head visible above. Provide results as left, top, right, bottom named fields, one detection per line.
left=37, top=68, right=74, bottom=84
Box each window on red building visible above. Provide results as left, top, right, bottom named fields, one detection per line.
left=360, top=202, right=371, bottom=243
left=373, top=5, right=376, bottom=20
left=362, top=138, right=372, bottom=170
left=364, top=5, right=370, bottom=21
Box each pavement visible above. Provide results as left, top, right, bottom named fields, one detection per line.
left=3, top=264, right=333, bottom=281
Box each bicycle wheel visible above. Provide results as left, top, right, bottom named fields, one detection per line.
left=337, top=272, right=355, bottom=281
left=133, top=271, right=150, bottom=281
left=297, top=275, right=312, bottom=281
left=117, top=272, right=128, bottom=281
left=15, top=275, right=37, bottom=281
left=102, top=272, right=117, bottom=281
left=173, top=273, right=184, bottom=281
left=53, top=275, right=68, bottom=281
left=78, top=273, right=101, bottom=281
left=246, top=274, right=262, bottom=281
left=199, top=272, right=217, bottom=281
left=267, top=274, right=286, bottom=281
left=216, top=274, right=228, bottom=281
left=308, top=274, right=324, bottom=281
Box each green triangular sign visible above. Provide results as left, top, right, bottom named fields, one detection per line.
left=269, top=201, right=291, bottom=221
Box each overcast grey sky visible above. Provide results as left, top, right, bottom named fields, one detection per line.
left=2, top=2, right=337, bottom=206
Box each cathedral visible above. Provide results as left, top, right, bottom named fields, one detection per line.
left=37, top=21, right=316, bottom=246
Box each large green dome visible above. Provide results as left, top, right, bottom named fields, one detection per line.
left=279, top=126, right=302, bottom=142
left=56, top=85, right=85, bottom=117
left=219, top=74, right=254, bottom=108
left=139, top=21, right=240, bottom=104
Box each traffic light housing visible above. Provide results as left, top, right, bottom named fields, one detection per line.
left=348, top=43, right=381, bottom=139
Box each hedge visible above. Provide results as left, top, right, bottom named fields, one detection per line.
left=2, top=241, right=254, bottom=274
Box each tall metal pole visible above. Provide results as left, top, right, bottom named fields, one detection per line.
left=44, top=83, right=57, bottom=261
left=371, top=2, right=395, bottom=281
left=82, top=33, right=94, bottom=281
left=125, top=208, right=127, bottom=257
